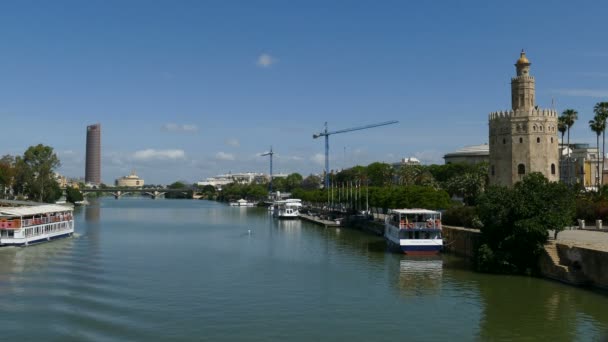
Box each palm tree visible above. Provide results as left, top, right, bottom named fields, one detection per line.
left=589, top=116, right=605, bottom=189
left=557, top=115, right=568, bottom=182
left=562, top=109, right=578, bottom=185
left=594, top=102, right=608, bottom=185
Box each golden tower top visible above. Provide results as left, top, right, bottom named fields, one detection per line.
left=516, top=49, right=530, bottom=65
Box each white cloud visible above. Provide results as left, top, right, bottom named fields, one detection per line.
left=552, top=89, right=608, bottom=98
left=162, top=123, right=199, bottom=133
left=133, top=149, right=186, bottom=161
left=215, top=152, right=235, bottom=161
left=257, top=53, right=277, bottom=68
left=225, top=138, right=240, bottom=147
left=310, top=153, right=325, bottom=166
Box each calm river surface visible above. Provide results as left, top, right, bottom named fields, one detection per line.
left=0, top=198, right=607, bottom=341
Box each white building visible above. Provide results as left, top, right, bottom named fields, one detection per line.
left=198, top=172, right=277, bottom=189
left=115, top=170, right=145, bottom=188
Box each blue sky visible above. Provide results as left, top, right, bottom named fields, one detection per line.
left=1, top=1, right=607, bottom=184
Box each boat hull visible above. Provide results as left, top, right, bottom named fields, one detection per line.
left=399, top=245, right=442, bottom=255
left=1, top=231, right=74, bottom=247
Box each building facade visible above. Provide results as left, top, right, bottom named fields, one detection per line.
left=488, top=51, right=559, bottom=186
left=85, top=124, right=101, bottom=185
left=443, top=144, right=489, bottom=165
left=560, top=143, right=601, bottom=189
left=115, top=171, right=145, bottom=188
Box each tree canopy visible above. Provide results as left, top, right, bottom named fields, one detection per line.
left=476, top=173, right=575, bottom=274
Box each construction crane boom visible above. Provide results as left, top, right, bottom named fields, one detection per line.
left=313, top=120, right=398, bottom=189
left=261, top=146, right=274, bottom=193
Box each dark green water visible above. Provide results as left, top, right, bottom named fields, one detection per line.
left=0, top=198, right=607, bottom=341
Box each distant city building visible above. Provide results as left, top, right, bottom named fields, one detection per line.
left=115, top=170, right=144, bottom=188
left=443, top=144, right=489, bottom=165
left=559, top=143, right=601, bottom=189
left=392, top=157, right=421, bottom=168
left=488, top=51, right=559, bottom=186
left=54, top=173, right=81, bottom=189
left=85, top=123, right=101, bottom=185
left=198, top=172, right=280, bottom=190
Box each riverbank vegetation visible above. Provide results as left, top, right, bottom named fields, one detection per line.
left=0, top=144, right=63, bottom=203
left=475, top=173, right=575, bottom=274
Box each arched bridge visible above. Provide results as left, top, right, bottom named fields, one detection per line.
left=80, top=188, right=199, bottom=199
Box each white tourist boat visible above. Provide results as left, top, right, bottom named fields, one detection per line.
left=272, top=199, right=302, bottom=219
left=229, top=199, right=256, bottom=207
left=0, top=204, right=75, bottom=246
left=384, top=209, right=443, bottom=255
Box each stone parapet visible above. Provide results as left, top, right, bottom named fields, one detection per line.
left=489, top=108, right=557, bottom=121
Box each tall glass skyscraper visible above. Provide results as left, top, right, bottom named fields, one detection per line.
left=85, top=124, right=101, bottom=185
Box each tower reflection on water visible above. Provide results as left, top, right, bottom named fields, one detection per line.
left=84, top=200, right=100, bottom=223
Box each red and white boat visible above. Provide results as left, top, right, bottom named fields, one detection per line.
left=0, top=204, right=75, bottom=246
left=384, top=209, right=443, bottom=255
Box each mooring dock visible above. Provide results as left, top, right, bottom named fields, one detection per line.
left=299, top=214, right=342, bottom=228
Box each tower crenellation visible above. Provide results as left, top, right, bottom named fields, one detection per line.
left=488, top=50, right=559, bottom=186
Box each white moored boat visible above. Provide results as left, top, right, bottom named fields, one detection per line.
left=229, top=199, right=256, bottom=207
left=272, top=199, right=302, bottom=219
left=384, top=209, right=443, bottom=255
left=0, top=204, right=75, bottom=246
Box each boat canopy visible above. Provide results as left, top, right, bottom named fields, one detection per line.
left=0, top=204, right=73, bottom=217
left=389, top=209, right=440, bottom=215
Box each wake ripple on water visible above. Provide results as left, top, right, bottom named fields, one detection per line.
left=0, top=233, right=157, bottom=341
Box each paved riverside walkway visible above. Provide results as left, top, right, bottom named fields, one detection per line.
left=554, top=228, right=608, bottom=252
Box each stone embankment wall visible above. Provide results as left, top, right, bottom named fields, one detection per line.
left=546, top=243, right=608, bottom=290
left=441, top=225, right=481, bottom=258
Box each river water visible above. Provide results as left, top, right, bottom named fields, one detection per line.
left=0, top=198, right=607, bottom=341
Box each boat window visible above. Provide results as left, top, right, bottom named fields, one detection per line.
left=414, top=231, right=420, bottom=239
left=408, top=231, right=413, bottom=239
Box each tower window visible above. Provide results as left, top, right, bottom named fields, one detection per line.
left=491, top=165, right=495, bottom=176
left=503, top=138, right=506, bottom=144
left=519, top=137, right=523, bottom=143
left=518, top=164, right=526, bottom=175
left=537, top=137, right=541, bottom=143
left=551, top=164, right=556, bottom=175
left=533, top=125, right=537, bottom=131
left=551, top=137, right=554, bottom=143
left=539, top=126, right=543, bottom=132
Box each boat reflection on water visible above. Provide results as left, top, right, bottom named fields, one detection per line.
left=395, top=256, right=443, bottom=296
left=274, top=218, right=302, bottom=231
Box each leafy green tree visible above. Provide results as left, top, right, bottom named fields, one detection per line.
left=301, top=174, right=322, bottom=190
left=65, top=186, right=84, bottom=204
left=17, top=144, right=61, bottom=203
left=443, top=163, right=488, bottom=205
left=165, top=181, right=192, bottom=199
left=271, top=177, right=287, bottom=192
left=0, top=155, right=16, bottom=198
left=285, top=173, right=303, bottom=191
left=366, top=162, right=393, bottom=187
left=168, top=181, right=187, bottom=189
left=427, top=163, right=476, bottom=183
left=476, top=173, right=575, bottom=274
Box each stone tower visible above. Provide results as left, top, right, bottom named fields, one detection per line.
left=488, top=51, right=559, bottom=186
